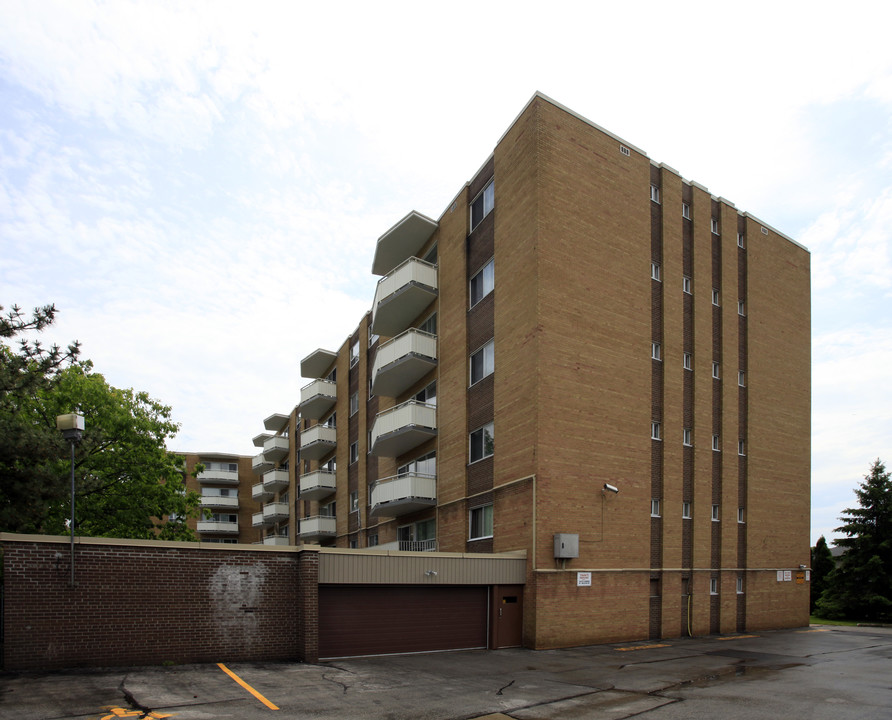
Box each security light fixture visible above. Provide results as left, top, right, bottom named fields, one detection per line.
left=57, top=411, right=85, bottom=587
left=602, top=483, right=619, bottom=494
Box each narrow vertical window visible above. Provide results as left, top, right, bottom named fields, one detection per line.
left=711, top=218, right=720, bottom=235
left=470, top=180, right=495, bottom=231
left=683, top=275, right=692, bottom=294
left=682, top=502, right=692, bottom=519
left=711, top=504, right=720, bottom=521
left=738, top=439, right=746, bottom=456
left=737, top=576, right=744, bottom=594
left=651, top=499, right=661, bottom=517
left=738, top=370, right=745, bottom=387
left=650, top=185, right=661, bottom=203
left=651, top=422, right=662, bottom=440
left=683, top=428, right=692, bottom=446
left=712, top=362, right=720, bottom=379
left=470, top=259, right=495, bottom=307
left=712, top=288, right=720, bottom=306
left=710, top=578, right=718, bottom=594
left=652, top=342, right=661, bottom=361
left=737, top=233, right=745, bottom=249
left=651, top=262, right=661, bottom=281
left=712, top=435, right=720, bottom=451
left=738, top=300, right=746, bottom=316
left=683, top=352, right=692, bottom=370
left=738, top=507, right=746, bottom=524
left=682, top=202, right=691, bottom=219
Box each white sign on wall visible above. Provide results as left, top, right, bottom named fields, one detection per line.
left=577, top=572, right=592, bottom=587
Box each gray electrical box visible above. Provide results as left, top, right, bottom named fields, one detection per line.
left=554, top=533, right=579, bottom=559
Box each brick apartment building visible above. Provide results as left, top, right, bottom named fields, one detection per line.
left=202, top=92, right=811, bottom=651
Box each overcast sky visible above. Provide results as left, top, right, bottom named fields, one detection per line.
left=2, top=1, right=890, bottom=545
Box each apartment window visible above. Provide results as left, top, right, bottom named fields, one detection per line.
left=350, top=340, right=359, bottom=366
left=651, top=422, right=662, bottom=441
left=324, top=412, right=336, bottom=428
left=470, top=259, right=494, bottom=307
left=738, top=507, right=746, bottom=524
left=738, top=439, right=746, bottom=456
left=368, top=533, right=378, bottom=547
left=326, top=367, right=337, bottom=383
left=652, top=342, right=661, bottom=361
left=321, top=500, right=336, bottom=517
left=650, top=185, right=660, bottom=203
left=683, top=352, right=693, bottom=371
left=369, top=379, right=374, bottom=399
left=470, top=422, right=494, bottom=463
left=682, top=502, right=692, bottom=519
left=738, top=300, right=746, bottom=316
left=469, top=504, right=494, bottom=540
left=651, top=262, right=661, bottom=281
left=349, top=442, right=358, bottom=464
left=470, top=340, right=494, bottom=385
left=651, top=499, right=661, bottom=517
left=736, top=576, right=744, bottom=594
left=683, top=275, right=692, bottom=294
left=350, top=392, right=358, bottom=416
left=398, top=451, right=436, bottom=478
left=711, top=218, right=720, bottom=235
left=470, top=180, right=494, bottom=231
left=712, top=504, right=720, bottom=521
left=349, top=491, right=359, bottom=512
left=683, top=428, right=692, bottom=446
left=712, top=362, right=720, bottom=379
left=710, top=578, right=718, bottom=594
left=738, top=370, right=745, bottom=387
left=712, top=434, right=720, bottom=451
left=712, top=288, right=720, bottom=306
left=348, top=539, right=358, bottom=549
left=415, top=380, right=436, bottom=407
left=368, top=326, right=379, bottom=347
left=418, top=312, right=437, bottom=335
left=682, top=202, right=691, bottom=220
left=737, top=233, right=745, bottom=249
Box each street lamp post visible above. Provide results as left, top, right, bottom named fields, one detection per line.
left=56, top=412, right=85, bottom=587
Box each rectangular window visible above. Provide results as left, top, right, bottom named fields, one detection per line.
left=350, top=392, right=358, bottom=416
left=651, top=262, right=661, bottom=281
left=683, top=428, right=692, bottom=446
left=738, top=507, right=746, bottom=524
left=348, top=539, right=358, bottom=549
left=418, top=312, right=437, bottom=335
left=711, top=218, right=720, bottom=235
left=682, top=202, right=691, bottom=220
left=712, top=362, right=720, bottom=379
left=738, top=299, right=746, bottom=316
left=651, top=422, right=662, bottom=441
left=712, top=434, right=720, bottom=451
left=652, top=342, right=661, bottom=361
left=712, top=288, right=720, bottom=306
left=469, top=422, right=494, bottom=463
left=469, top=504, right=494, bottom=540
left=738, top=439, right=746, bottom=456
left=683, top=275, right=692, bottom=294
left=710, top=578, right=718, bottom=594
left=470, top=259, right=495, bottom=307
left=414, top=380, right=436, bottom=407
left=368, top=326, right=379, bottom=347
left=349, top=491, right=359, bottom=512
left=712, top=504, right=720, bottom=521
left=350, top=339, right=359, bottom=366
left=651, top=499, right=661, bottom=517
left=368, top=533, right=378, bottom=547
left=738, top=370, right=745, bottom=387
left=349, top=442, right=358, bottom=464
left=470, top=180, right=494, bottom=231
left=737, top=576, right=744, bottom=594
left=737, top=233, right=745, bottom=249
left=650, top=185, right=661, bottom=203
left=682, top=502, right=692, bottom=519
left=470, top=340, right=494, bottom=385
left=683, top=352, right=692, bottom=370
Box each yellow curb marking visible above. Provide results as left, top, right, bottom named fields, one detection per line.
left=615, top=643, right=671, bottom=651
left=798, top=628, right=830, bottom=633
left=716, top=635, right=758, bottom=641
left=217, top=663, right=280, bottom=710
left=100, top=707, right=173, bottom=719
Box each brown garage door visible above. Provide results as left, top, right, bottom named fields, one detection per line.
left=318, top=585, right=488, bottom=659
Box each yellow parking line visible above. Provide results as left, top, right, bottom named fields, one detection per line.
left=615, top=643, right=671, bottom=651
left=217, top=663, right=279, bottom=710
left=716, top=635, right=758, bottom=641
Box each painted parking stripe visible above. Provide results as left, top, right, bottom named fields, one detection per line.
left=217, top=663, right=280, bottom=710
left=716, top=635, right=759, bottom=641
left=615, top=643, right=671, bottom=651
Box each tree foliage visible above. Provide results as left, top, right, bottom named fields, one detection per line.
left=815, top=459, right=892, bottom=621
left=1, top=303, right=201, bottom=539
left=810, top=536, right=834, bottom=613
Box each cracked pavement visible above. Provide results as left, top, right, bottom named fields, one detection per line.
left=1, top=625, right=890, bottom=719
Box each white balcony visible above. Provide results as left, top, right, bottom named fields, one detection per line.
left=377, top=539, right=438, bottom=552
left=299, top=515, right=337, bottom=541
left=196, top=468, right=239, bottom=485
left=197, top=520, right=239, bottom=534
left=263, top=468, right=290, bottom=493
left=260, top=535, right=291, bottom=546
left=370, top=400, right=437, bottom=457
left=264, top=413, right=290, bottom=433
left=263, top=435, right=289, bottom=463
left=263, top=502, right=290, bottom=523
left=252, top=453, right=273, bottom=475
left=300, top=348, right=337, bottom=379
left=299, top=469, right=337, bottom=501
left=299, top=379, right=337, bottom=420
left=252, top=481, right=274, bottom=503
left=300, top=424, right=337, bottom=461
left=252, top=511, right=270, bottom=528
left=199, top=495, right=239, bottom=510
left=371, top=211, right=438, bottom=276
left=370, top=474, right=437, bottom=518
left=371, top=329, right=437, bottom=397
left=371, top=257, right=438, bottom=337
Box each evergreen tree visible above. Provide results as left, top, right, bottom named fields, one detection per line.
left=810, top=535, right=834, bottom=613
left=816, top=460, right=892, bottom=621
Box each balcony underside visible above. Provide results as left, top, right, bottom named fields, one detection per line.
left=263, top=438, right=289, bottom=463
left=300, top=348, right=337, bottom=379
left=263, top=413, right=290, bottom=432
left=299, top=392, right=336, bottom=420
left=252, top=483, right=274, bottom=502
left=372, top=353, right=437, bottom=398
left=371, top=211, right=438, bottom=276
left=300, top=438, right=337, bottom=462
left=371, top=496, right=437, bottom=518
left=371, top=426, right=437, bottom=458
left=372, top=283, right=437, bottom=338
left=263, top=470, right=289, bottom=493
left=252, top=455, right=273, bottom=475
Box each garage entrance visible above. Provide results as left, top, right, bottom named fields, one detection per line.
left=319, top=585, right=488, bottom=659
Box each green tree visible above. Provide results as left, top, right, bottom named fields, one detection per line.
left=815, top=459, right=892, bottom=621
left=810, top=535, right=834, bottom=613
left=1, top=304, right=202, bottom=539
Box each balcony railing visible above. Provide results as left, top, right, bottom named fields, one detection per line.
left=252, top=453, right=273, bottom=475
left=299, top=424, right=337, bottom=461
left=263, top=468, right=290, bottom=493
left=252, top=511, right=269, bottom=528
left=299, top=379, right=337, bottom=420
left=371, top=329, right=437, bottom=397
left=259, top=535, right=290, bottom=546
left=377, top=539, right=438, bottom=552
left=370, top=400, right=437, bottom=457
left=197, top=520, right=239, bottom=534
left=199, top=495, right=239, bottom=510
left=371, top=257, right=438, bottom=337
left=370, top=473, right=437, bottom=518
left=262, top=502, right=289, bottom=523
left=299, top=515, right=337, bottom=541
left=197, top=468, right=239, bottom=485
left=252, top=482, right=274, bottom=503
left=263, top=435, right=289, bottom=463
left=299, top=469, right=337, bottom=501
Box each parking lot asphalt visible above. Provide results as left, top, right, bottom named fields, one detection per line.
left=1, top=625, right=891, bottom=720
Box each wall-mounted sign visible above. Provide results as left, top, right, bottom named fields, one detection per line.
left=577, top=572, right=592, bottom=587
